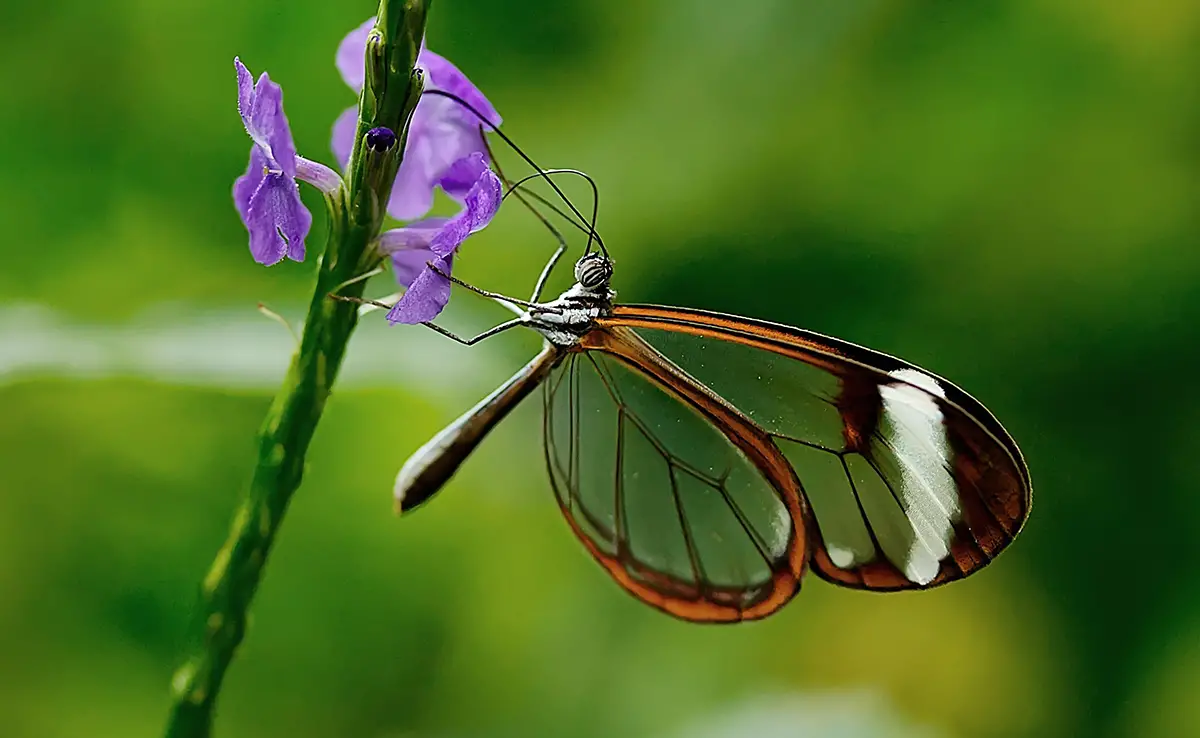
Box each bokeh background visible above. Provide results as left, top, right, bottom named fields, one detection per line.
left=2, top=1, right=1198, bottom=736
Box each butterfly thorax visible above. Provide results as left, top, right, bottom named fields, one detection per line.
left=525, top=254, right=615, bottom=347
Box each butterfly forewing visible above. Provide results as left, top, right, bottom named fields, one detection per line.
left=544, top=341, right=806, bottom=622
left=596, top=305, right=1031, bottom=592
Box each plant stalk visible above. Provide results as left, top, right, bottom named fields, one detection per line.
left=162, top=3, right=429, bottom=736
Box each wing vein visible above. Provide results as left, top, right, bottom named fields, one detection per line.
left=694, top=467, right=775, bottom=568
left=769, top=432, right=841, bottom=456
left=839, top=454, right=885, bottom=572
left=666, top=463, right=706, bottom=593
left=615, top=408, right=628, bottom=554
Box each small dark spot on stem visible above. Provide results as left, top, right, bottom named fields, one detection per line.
left=366, top=126, right=397, bottom=152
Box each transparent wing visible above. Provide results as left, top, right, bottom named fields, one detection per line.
left=543, top=340, right=807, bottom=623
left=595, top=305, right=1031, bottom=592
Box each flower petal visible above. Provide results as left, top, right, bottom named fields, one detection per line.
left=378, top=163, right=500, bottom=321
left=246, top=172, right=311, bottom=265
left=245, top=178, right=286, bottom=266
left=336, top=17, right=375, bottom=91
left=389, top=247, right=435, bottom=289
left=428, top=158, right=502, bottom=258
left=274, top=180, right=312, bottom=263
left=235, top=58, right=255, bottom=132
left=379, top=217, right=450, bottom=287
left=331, top=106, right=358, bottom=171
left=386, top=255, right=455, bottom=324
left=378, top=218, right=451, bottom=253
left=246, top=71, right=297, bottom=177
left=294, top=156, right=343, bottom=194
left=437, top=138, right=492, bottom=200
left=387, top=126, right=440, bottom=220
left=386, top=97, right=488, bottom=220
left=233, top=145, right=268, bottom=228
left=460, top=156, right=502, bottom=229
left=420, top=49, right=501, bottom=129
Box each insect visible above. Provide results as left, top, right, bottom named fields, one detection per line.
left=359, top=93, right=1031, bottom=623
left=386, top=253, right=1030, bottom=623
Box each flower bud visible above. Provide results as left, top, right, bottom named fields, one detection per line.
left=365, top=126, right=397, bottom=152
left=365, top=28, right=387, bottom=100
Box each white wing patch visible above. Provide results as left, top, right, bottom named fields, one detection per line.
left=826, top=545, right=858, bottom=569
left=875, top=368, right=960, bottom=584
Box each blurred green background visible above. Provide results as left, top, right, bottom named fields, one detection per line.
left=1, top=0, right=1198, bottom=736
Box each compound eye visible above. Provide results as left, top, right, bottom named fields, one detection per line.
left=575, top=255, right=613, bottom=288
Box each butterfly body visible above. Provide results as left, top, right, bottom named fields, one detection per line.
left=520, top=253, right=616, bottom=347
left=395, top=253, right=1031, bottom=621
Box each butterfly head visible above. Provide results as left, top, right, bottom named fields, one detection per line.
left=574, top=252, right=613, bottom=291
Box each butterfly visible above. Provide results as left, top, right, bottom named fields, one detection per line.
left=384, top=246, right=1031, bottom=623
left=354, top=89, right=1032, bottom=623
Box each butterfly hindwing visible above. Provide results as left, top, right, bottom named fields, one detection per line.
left=544, top=328, right=808, bottom=622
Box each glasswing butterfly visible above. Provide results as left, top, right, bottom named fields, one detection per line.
left=357, top=91, right=1031, bottom=623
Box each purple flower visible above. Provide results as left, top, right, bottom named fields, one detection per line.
left=332, top=18, right=501, bottom=221
left=379, top=154, right=502, bottom=324
left=232, top=58, right=313, bottom=266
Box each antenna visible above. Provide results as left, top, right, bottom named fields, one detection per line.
left=422, top=88, right=607, bottom=258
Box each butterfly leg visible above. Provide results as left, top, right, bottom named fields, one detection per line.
left=421, top=317, right=527, bottom=346
left=529, top=241, right=568, bottom=304
left=327, top=293, right=397, bottom=311
left=425, top=261, right=554, bottom=312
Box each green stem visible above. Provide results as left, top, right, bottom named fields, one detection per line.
left=163, top=3, right=429, bottom=737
